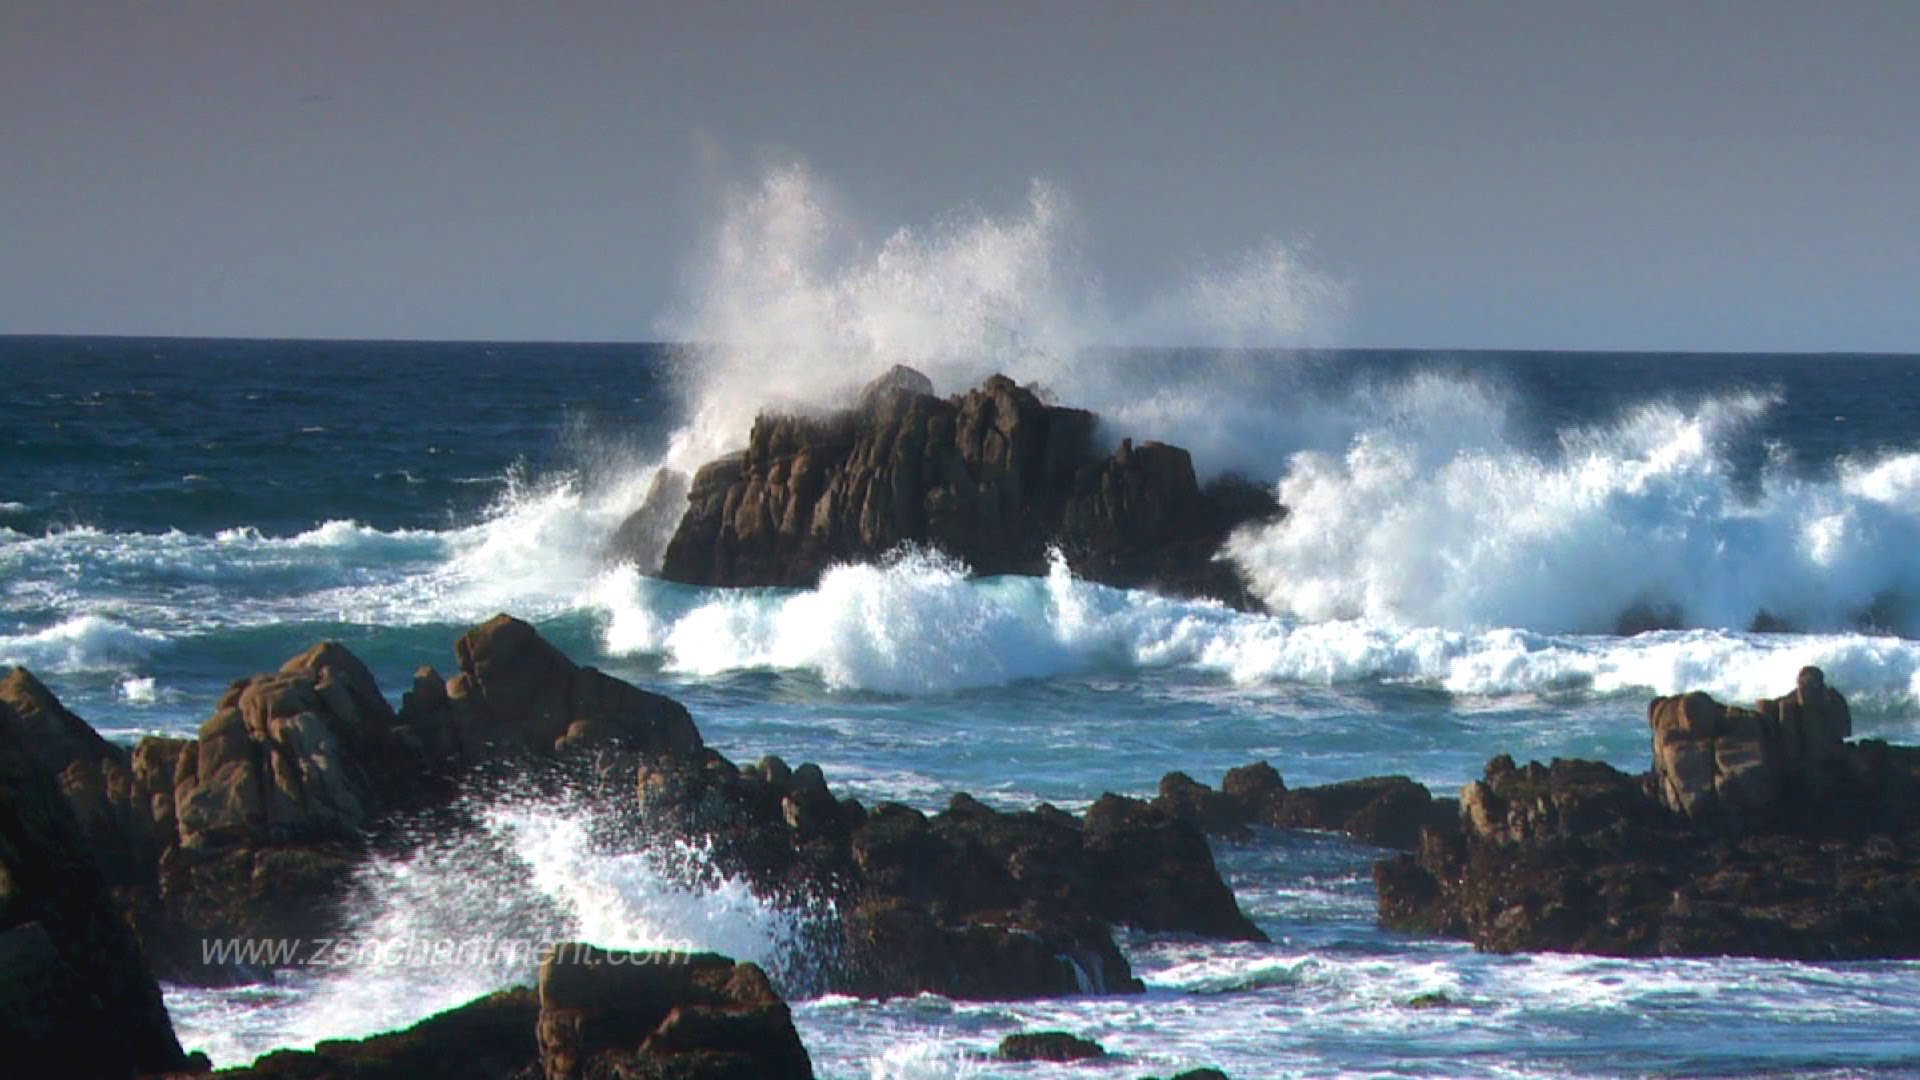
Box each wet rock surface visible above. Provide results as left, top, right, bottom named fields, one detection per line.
left=633, top=752, right=1267, bottom=1000
left=217, top=948, right=815, bottom=1080
left=1375, top=670, right=1920, bottom=959
left=628, top=368, right=1281, bottom=606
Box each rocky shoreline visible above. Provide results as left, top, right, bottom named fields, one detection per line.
left=5, top=612, right=1920, bottom=1077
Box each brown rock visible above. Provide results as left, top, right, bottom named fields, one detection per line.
left=536, top=944, right=812, bottom=1079
left=637, top=369, right=1279, bottom=606
left=0, top=690, right=187, bottom=1075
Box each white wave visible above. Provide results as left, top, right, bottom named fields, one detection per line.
left=119, top=675, right=160, bottom=704
left=0, top=615, right=169, bottom=674
left=591, top=549, right=1920, bottom=705
left=1230, top=386, right=1920, bottom=637
left=654, top=162, right=1346, bottom=484
left=170, top=792, right=823, bottom=1067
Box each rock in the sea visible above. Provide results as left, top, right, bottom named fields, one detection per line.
left=1376, top=672, right=1918, bottom=959
left=0, top=685, right=188, bottom=1077
left=414, top=613, right=703, bottom=763
left=224, top=948, right=815, bottom=1080
left=1648, top=667, right=1856, bottom=829
left=635, top=751, right=1265, bottom=999
left=630, top=368, right=1280, bottom=605
left=997, top=1030, right=1107, bottom=1062
left=537, top=944, right=812, bottom=1080
left=1147, top=762, right=1452, bottom=852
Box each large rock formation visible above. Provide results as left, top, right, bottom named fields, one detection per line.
left=624, top=368, right=1281, bottom=605
left=4, top=616, right=705, bottom=983
left=633, top=749, right=1267, bottom=1000
left=0, top=683, right=188, bottom=1077
left=1375, top=671, right=1920, bottom=959
left=10, top=618, right=1261, bottom=1003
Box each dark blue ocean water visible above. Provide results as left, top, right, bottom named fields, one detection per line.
left=7, top=336, right=1920, bottom=1076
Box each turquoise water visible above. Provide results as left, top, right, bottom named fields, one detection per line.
left=8, top=336, right=1920, bottom=1075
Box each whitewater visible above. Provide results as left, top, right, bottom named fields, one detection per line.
left=7, top=172, right=1920, bottom=1075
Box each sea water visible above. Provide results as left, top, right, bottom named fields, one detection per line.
left=8, top=333, right=1920, bottom=1076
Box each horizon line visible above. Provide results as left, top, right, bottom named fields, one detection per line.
left=1, top=331, right=1915, bottom=359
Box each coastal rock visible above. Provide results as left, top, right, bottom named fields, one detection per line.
left=0, top=687, right=188, bottom=1076
left=997, top=1030, right=1107, bottom=1062
left=632, top=369, right=1280, bottom=605
left=416, top=613, right=703, bottom=763
left=1148, top=762, right=1451, bottom=851
left=635, top=754, right=1263, bottom=999
left=536, top=944, right=812, bottom=1080
left=1375, top=695, right=1920, bottom=959
left=0, top=666, right=156, bottom=891
left=1648, top=667, right=1856, bottom=829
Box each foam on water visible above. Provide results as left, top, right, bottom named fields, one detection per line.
left=585, top=548, right=1920, bottom=706
left=0, top=615, right=169, bottom=674
left=1230, top=386, right=1920, bottom=637
left=169, top=790, right=825, bottom=1067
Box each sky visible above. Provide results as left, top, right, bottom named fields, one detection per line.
left=2, top=1, right=1915, bottom=351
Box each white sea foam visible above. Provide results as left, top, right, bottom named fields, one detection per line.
left=587, top=548, right=1920, bottom=706
left=1229, top=387, right=1920, bottom=637
left=171, top=792, right=824, bottom=1067
left=0, top=615, right=169, bottom=674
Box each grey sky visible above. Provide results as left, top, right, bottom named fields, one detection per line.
left=3, top=1, right=1914, bottom=351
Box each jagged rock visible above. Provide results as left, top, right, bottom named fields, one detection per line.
left=1648, top=667, right=1855, bottom=829
left=1148, top=762, right=1449, bottom=852
left=416, top=613, right=703, bottom=763
left=1082, top=794, right=1266, bottom=940
left=0, top=666, right=156, bottom=893
left=634, top=753, right=1262, bottom=999
left=536, top=944, right=812, bottom=1080
left=632, top=369, right=1280, bottom=605
left=1376, top=735, right=1920, bottom=959
left=997, top=1030, right=1107, bottom=1062
left=0, top=689, right=188, bottom=1076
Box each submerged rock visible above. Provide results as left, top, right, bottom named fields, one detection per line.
left=1375, top=672, right=1920, bottom=959
left=997, top=1030, right=1107, bottom=1062
left=624, top=368, right=1280, bottom=605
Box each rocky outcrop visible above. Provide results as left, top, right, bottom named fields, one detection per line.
left=3, top=617, right=705, bottom=984
left=1648, top=666, right=1853, bottom=829
left=1376, top=672, right=1920, bottom=958
left=0, top=685, right=188, bottom=1077
left=634, top=753, right=1266, bottom=1000
left=0, top=666, right=157, bottom=896
left=626, top=368, right=1281, bottom=605
left=536, top=945, right=812, bottom=1080
left=226, top=989, right=537, bottom=1078
left=1149, top=762, right=1455, bottom=850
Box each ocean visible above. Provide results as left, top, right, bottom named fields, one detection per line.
left=7, top=334, right=1920, bottom=1076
